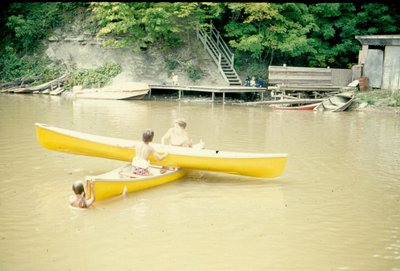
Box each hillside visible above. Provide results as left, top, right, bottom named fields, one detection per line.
left=44, top=17, right=227, bottom=87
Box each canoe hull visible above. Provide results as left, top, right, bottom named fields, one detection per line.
left=86, top=164, right=185, bottom=201
left=35, top=123, right=288, bottom=178
left=75, top=90, right=148, bottom=100
left=272, top=102, right=321, bottom=110
left=314, top=92, right=354, bottom=112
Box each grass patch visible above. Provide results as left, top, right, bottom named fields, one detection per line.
left=357, top=89, right=400, bottom=107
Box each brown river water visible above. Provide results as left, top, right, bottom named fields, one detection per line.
left=0, top=94, right=399, bottom=271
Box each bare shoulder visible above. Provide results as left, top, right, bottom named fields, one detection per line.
left=148, top=144, right=156, bottom=152
left=69, top=195, right=76, bottom=205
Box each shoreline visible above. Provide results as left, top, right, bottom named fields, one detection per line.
left=355, top=105, right=400, bottom=114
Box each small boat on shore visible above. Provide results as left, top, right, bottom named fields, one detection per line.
left=74, top=82, right=150, bottom=100
left=272, top=102, right=321, bottom=111
left=35, top=123, right=288, bottom=178
left=314, top=92, right=355, bottom=112
left=85, top=163, right=185, bottom=201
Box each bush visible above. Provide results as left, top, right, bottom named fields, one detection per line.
left=64, top=63, right=122, bottom=90
left=186, top=63, right=202, bottom=82
left=0, top=46, right=65, bottom=83
left=390, top=91, right=400, bottom=107
left=165, top=58, right=179, bottom=72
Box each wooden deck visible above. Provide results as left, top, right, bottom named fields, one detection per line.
left=149, top=84, right=267, bottom=103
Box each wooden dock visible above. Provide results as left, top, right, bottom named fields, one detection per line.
left=149, top=84, right=267, bottom=103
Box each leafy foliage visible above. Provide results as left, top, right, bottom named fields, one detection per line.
left=220, top=2, right=399, bottom=68
left=90, top=2, right=219, bottom=51
left=0, top=3, right=81, bottom=82
left=0, top=46, right=65, bottom=83
left=164, top=58, right=180, bottom=72
left=4, top=3, right=78, bottom=53
left=223, top=3, right=314, bottom=65
left=64, top=63, right=122, bottom=90
left=186, top=63, right=202, bottom=82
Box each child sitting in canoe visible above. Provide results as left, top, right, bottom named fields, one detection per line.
left=69, top=180, right=95, bottom=209
left=161, top=119, right=204, bottom=149
left=124, top=129, right=168, bottom=177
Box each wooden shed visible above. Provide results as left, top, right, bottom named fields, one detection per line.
left=355, top=35, right=400, bottom=90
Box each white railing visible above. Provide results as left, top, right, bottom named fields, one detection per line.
left=196, top=23, right=242, bottom=85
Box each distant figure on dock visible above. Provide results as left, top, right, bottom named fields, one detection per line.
left=250, top=76, right=256, bottom=87
left=244, top=76, right=250, bottom=87
left=172, top=72, right=179, bottom=86
left=255, top=77, right=265, bottom=88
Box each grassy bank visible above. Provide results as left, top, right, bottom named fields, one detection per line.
left=355, top=89, right=400, bottom=114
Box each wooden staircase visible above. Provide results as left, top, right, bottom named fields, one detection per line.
left=196, top=23, right=242, bottom=86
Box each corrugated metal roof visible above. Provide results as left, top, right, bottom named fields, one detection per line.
left=355, top=35, right=400, bottom=46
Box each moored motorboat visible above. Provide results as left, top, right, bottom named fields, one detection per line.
left=35, top=123, right=288, bottom=178
left=85, top=163, right=185, bottom=201
left=314, top=92, right=355, bottom=112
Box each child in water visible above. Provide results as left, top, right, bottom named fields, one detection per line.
left=69, top=180, right=95, bottom=209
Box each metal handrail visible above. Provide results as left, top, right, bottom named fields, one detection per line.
left=209, top=23, right=234, bottom=67
left=196, top=24, right=242, bottom=85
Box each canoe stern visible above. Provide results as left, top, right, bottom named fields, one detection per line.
left=86, top=168, right=186, bottom=201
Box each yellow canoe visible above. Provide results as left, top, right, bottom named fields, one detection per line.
left=35, top=123, right=288, bottom=178
left=85, top=164, right=185, bottom=201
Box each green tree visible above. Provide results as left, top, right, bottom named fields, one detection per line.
left=306, top=3, right=400, bottom=68
left=223, top=3, right=314, bottom=66
left=4, top=3, right=79, bottom=53
left=90, top=2, right=223, bottom=51
left=0, top=3, right=77, bottom=82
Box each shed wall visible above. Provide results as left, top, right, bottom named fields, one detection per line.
left=382, top=46, right=400, bottom=90
left=364, top=49, right=384, bottom=88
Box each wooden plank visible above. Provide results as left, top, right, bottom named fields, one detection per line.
left=278, top=86, right=341, bottom=91
left=268, top=65, right=333, bottom=85
left=149, top=85, right=266, bottom=93
left=269, top=66, right=332, bottom=73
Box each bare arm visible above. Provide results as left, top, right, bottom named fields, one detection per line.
left=153, top=151, right=168, bottom=161
left=85, top=180, right=96, bottom=208
left=149, top=145, right=168, bottom=160
left=161, top=129, right=172, bottom=145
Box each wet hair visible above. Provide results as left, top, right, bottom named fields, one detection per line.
left=72, top=180, right=85, bottom=195
left=142, top=129, right=154, bottom=143
left=175, top=119, right=187, bottom=128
